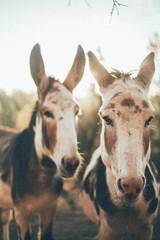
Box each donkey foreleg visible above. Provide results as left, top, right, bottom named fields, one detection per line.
left=40, top=206, right=57, bottom=240
left=14, top=208, right=31, bottom=240
left=0, top=209, right=10, bottom=240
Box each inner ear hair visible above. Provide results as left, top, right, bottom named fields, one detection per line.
left=135, top=52, right=155, bottom=92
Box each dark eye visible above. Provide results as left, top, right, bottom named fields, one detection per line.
left=74, top=105, right=80, bottom=116
left=44, top=111, right=54, bottom=119
left=75, top=110, right=79, bottom=116
left=103, top=116, right=113, bottom=127
left=144, top=116, right=153, bottom=127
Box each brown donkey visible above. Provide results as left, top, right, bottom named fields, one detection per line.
left=0, top=44, right=85, bottom=239
left=80, top=52, right=159, bottom=240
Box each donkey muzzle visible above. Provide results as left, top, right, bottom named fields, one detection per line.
left=117, top=176, right=145, bottom=200
left=60, top=156, right=79, bottom=177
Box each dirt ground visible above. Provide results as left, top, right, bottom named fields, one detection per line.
left=52, top=198, right=98, bottom=240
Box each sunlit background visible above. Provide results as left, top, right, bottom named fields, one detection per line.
left=0, top=0, right=160, bottom=97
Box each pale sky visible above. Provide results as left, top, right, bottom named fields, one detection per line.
left=0, top=0, right=160, bottom=97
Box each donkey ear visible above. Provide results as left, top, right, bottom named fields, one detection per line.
left=30, top=44, right=48, bottom=95
left=135, top=52, right=155, bottom=92
left=63, top=45, right=86, bottom=92
left=88, top=51, right=114, bottom=92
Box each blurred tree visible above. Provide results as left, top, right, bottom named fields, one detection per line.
left=147, top=33, right=160, bottom=171
left=77, top=83, right=102, bottom=163
left=12, top=91, right=36, bottom=130
left=0, top=90, right=36, bottom=130
left=147, top=33, right=160, bottom=89
left=147, top=33, right=160, bottom=58
left=150, top=94, right=160, bottom=172
left=0, top=90, right=14, bottom=127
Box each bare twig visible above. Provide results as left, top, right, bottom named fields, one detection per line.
left=84, top=0, right=91, bottom=8
left=110, top=0, right=128, bottom=22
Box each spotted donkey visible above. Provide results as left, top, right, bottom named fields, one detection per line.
left=0, top=44, right=85, bottom=239
left=80, top=51, right=159, bottom=240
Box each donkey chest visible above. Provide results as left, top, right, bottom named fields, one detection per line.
left=101, top=201, right=157, bottom=236
left=16, top=191, right=58, bottom=215
left=0, top=178, right=13, bottom=209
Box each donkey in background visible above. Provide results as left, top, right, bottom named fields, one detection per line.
left=80, top=51, right=159, bottom=240
left=0, top=43, right=85, bottom=239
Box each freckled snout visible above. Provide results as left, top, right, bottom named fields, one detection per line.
left=60, top=156, right=80, bottom=177
left=117, top=176, right=145, bottom=200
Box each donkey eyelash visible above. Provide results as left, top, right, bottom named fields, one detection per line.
left=144, top=116, right=153, bottom=127
left=103, top=116, right=113, bottom=127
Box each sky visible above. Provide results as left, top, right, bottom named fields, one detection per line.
left=0, top=0, right=160, bottom=97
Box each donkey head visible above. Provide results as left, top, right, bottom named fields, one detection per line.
left=30, top=44, right=85, bottom=177
left=88, top=51, right=155, bottom=201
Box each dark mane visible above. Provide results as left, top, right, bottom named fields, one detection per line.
left=111, top=69, right=133, bottom=81
left=29, top=101, right=39, bottom=129
left=48, top=76, right=58, bottom=83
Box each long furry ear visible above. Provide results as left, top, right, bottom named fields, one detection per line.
left=134, top=52, right=155, bottom=92
left=88, top=51, right=115, bottom=92
left=30, top=44, right=49, bottom=96
left=63, top=45, right=86, bottom=92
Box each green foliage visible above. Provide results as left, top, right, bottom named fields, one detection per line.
left=0, top=90, right=36, bottom=130
left=77, top=84, right=102, bottom=163
left=0, top=90, right=15, bottom=127
left=150, top=94, right=160, bottom=171
left=147, top=32, right=160, bottom=170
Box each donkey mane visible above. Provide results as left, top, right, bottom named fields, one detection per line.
left=110, top=69, right=133, bottom=81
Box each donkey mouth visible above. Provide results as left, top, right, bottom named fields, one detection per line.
left=125, top=193, right=139, bottom=202
left=59, top=158, right=79, bottom=178
left=119, top=194, right=140, bottom=205
left=59, top=167, right=75, bottom=178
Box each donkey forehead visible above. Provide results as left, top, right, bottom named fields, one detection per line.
left=101, top=84, right=155, bottom=117
left=43, top=81, right=77, bottom=110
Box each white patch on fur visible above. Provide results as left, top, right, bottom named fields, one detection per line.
left=34, top=81, right=80, bottom=167
left=100, top=78, right=154, bottom=180
left=83, top=147, right=100, bottom=181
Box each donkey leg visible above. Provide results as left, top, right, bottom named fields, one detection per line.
left=29, top=213, right=41, bottom=240
left=8, top=210, right=21, bottom=240
left=0, top=209, right=10, bottom=240
left=40, top=206, right=57, bottom=240
left=14, top=208, right=31, bottom=240
left=0, top=209, right=3, bottom=240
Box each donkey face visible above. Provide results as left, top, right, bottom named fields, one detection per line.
left=30, top=44, right=85, bottom=177
left=88, top=52, right=155, bottom=201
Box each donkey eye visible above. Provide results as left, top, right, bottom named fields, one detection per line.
left=75, top=109, right=79, bottom=116
left=74, top=105, right=80, bottom=116
left=144, top=116, right=153, bottom=127
left=44, top=111, right=54, bottom=119
left=103, top=116, right=113, bottom=127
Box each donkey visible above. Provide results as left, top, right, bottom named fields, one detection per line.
left=0, top=43, right=85, bottom=239
left=80, top=51, right=159, bottom=240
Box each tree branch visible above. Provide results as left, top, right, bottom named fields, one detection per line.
left=110, top=0, right=128, bottom=22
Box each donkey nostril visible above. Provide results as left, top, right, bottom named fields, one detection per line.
left=73, top=160, right=79, bottom=170
left=66, top=162, right=73, bottom=171
left=118, top=179, right=124, bottom=193
left=61, top=158, right=65, bottom=165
